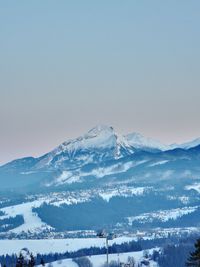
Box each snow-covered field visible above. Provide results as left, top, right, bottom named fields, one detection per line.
left=37, top=249, right=159, bottom=267
left=0, top=237, right=136, bottom=256
left=0, top=200, right=52, bottom=234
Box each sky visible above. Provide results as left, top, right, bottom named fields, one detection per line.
left=0, top=1, right=200, bottom=164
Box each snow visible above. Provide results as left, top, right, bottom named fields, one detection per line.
left=149, top=160, right=169, bottom=167
left=4, top=126, right=200, bottom=172
left=178, top=138, right=200, bottom=149
left=0, top=191, right=92, bottom=233
left=50, top=159, right=148, bottom=186
left=166, top=195, right=190, bottom=204
left=185, top=183, right=200, bottom=193
left=0, top=237, right=137, bottom=256
left=56, top=125, right=117, bottom=155
left=90, top=160, right=147, bottom=179
left=0, top=185, right=192, bottom=235
left=20, top=248, right=31, bottom=262
left=54, top=171, right=82, bottom=185
left=88, top=249, right=159, bottom=267
left=37, top=249, right=159, bottom=267
left=125, top=132, right=170, bottom=151
left=38, top=259, right=77, bottom=267
left=34, top=125, right=120, bottom=168
left=0, top=200, right=52, bottom=234
left=0, top=185, right=153, bottom=234
left=99, top=186, right=149, bottom=202
left=127, top=206, right=198, bottom=224
left=178, top=196, right=190, bottom=204
left=33, top=125, right=177, bottom=170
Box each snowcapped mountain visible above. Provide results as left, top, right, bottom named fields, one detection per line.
left=38, top=125, right=134, bottom=167
left=1, top=125, right=200, bottom=189
left=177, top=138, right=200, bottom=150
left=125, top=132, right=171, bottom=151
left=31, top=125, right=176, bottom=167
left=1, top=125, right=200, bottom=237
left=44, top=125, right=200, bottom=160
left=22, top=125, right=172, bottom=171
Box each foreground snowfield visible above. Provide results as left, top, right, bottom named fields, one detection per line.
left=0, top=237, right=136, bottom=256
left=37, top=250, right=159, bottom=267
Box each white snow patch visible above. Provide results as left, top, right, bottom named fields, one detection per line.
left=55, top=171, right=81, bottom=185
left=125, top=132, right=170, bottom=151
left=99, top=187, right=149, bottom=202
left=185, top=183, right=200, bottom=193
left=127, top=206, right=198, bottom=225
left=0, top=200, right=52, bottom=234
left=149, top=160, right=169, bottom=167
left=49, top=160, right=148, bottom=186
left=178, top=138, right=200, bottom=149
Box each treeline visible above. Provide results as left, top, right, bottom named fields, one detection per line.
left=153, top=235, right=200, bottom=267
left=0, top=215, right=24, bottom=232
left=157, top=243, right=194, bottom=267
left=0, top=235, right=198, bottom=266
left=33, top=192, right=181, bottom=231
left=0, top=240, right=142, bottom=266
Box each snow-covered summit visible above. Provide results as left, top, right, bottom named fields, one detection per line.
left=125, top=132, right=170, bottom=151
left=4, top=125, right=200, bottom=171
left=37, top=125, right=133, bottom=167
left=57, top=125, right=170, bottom=154
left=177, top=138, right=200, bottom=150
left=61, top=125, right=117, bottom=151
left=53, top=125, right=125, bottom=159
left=35, top=126, right=173, bottom=168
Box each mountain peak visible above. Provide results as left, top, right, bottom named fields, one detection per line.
left=57, top=125, right=117, bottom=156
left=125, top=132, right=169, bottom=151
left=87, top=125, right=114, bottom=135
left=178, top=137, right=200, bottom=150
left=85, top=125, right=115, bottom=140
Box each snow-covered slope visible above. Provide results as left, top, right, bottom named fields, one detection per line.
left=1, top=125, right=200, bottom=190
left=2, top=125, right=200, bottom=173
left=35, top=125, right=134, bottom=169
left=125, top=132, right=170, bottom=151
left=2, top=125, right=200, bottom=169
left=177, top=138, right=200, bottom=149
left=36, top=249, right=159, bottom=267
left=33, top=127, right=200, bottom=171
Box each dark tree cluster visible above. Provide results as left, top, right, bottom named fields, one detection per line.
left=187, top=238, right=200, bottom=267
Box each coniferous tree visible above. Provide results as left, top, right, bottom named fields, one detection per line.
left=16, top=252, right=24, bottom=267
left=28, top=253, right=35, bottom=267
left=187, top=239, right=200, bottom=267
left=40, top=258, right=45, bottom=266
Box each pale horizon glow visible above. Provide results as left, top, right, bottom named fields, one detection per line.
left=0, top=1, right=200, bottom=164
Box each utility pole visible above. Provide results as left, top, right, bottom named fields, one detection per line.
left=97, top=230, right=116, bottom=267
left=106, top=236, right=109, bottom=267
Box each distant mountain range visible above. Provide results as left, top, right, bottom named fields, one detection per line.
left=0, top=125, right=200, bottom=237
left=1, top=125, right=200, bottom=189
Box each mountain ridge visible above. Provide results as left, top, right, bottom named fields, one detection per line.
left=0, top=126, right=200, bottom=236
left=2, top=125, right=200, bottom=168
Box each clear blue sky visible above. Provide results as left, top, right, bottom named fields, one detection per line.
left=0, top=1, right=200, bottom=164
